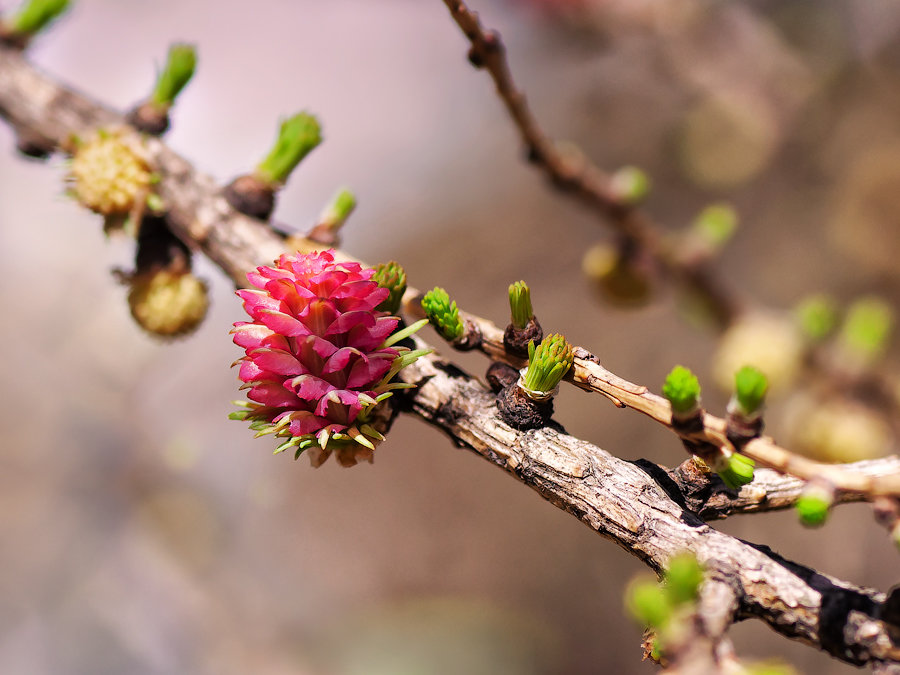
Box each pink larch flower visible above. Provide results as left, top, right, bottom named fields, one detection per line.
left=230, top=249, right=426, bottom=467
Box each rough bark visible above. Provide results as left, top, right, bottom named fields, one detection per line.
left=401, top=350, right=900, bottom=667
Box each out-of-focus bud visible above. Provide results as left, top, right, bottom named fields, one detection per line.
left=626, top=580, right=672, bottom=630
left=68, top=129, right=153, bottom=225
left=127, top=44, right=197, bottom=135
left=713, top=313, right=803, bottom=395
left=785, top=393, right=891, bottom=463
left=677, top=203, right=739, bottom=266
left=663, top=552, right=704, bottom=606
left=128, top=269, right=209, bottom=338
left=609, top=165, right=651, bottom=205
left=838, top=296, right=894, bottom=368
left=224, top=112, right=322, bottom=220
left=255, top=112, right=322, bottom=187
left=307, top=188, right=356, bottom=246
left=582, top=242, right=652, bottom=308
left=0, top=0, right=69, bottom=47
left=693, top=203, right=738, bottom=249
left=794, top=294, right=838, bottom=342
left=796, top=480, right=835, bottom=528
left=124, top=217, right=209, bottom=339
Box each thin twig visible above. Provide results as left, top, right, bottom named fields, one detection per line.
left=396, top=296, right=900, bottom=498
left=671, top=458, right=900, bottom=520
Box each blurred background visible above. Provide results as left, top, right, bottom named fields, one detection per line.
left=2, top=0, right=900, bottom=672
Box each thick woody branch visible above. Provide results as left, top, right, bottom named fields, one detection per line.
left=2, top=42, right=900, bottom=668
left=401, top=348, right=900, bottom=668
left=401, top=300, right=900, bottom=500
left=439, top=0, right=739, bottom=328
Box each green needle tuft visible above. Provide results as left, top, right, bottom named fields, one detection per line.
left=7, top=0, right=69, bottom=36
left=734, top=365, right=768, bottom=416
left=522, top=333, right=574, bottom=393
left=718, top=453, right=755, bottom=490
left=256, top=112, right=322, bottom=186
left=421, top=287, right=464, bottom=342
left=373, top=261, right=407, bottom=315
left=662, top=365, right=701, bottom=417
left=508, top=280, right=533, bottom=330
left=151, top=44, right=197, bottom=107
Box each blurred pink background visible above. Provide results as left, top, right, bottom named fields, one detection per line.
left=2, top=0, right=900, bottom=672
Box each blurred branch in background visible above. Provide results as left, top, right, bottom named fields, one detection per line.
left=4, top=0, right=900, bottom=673
left=441, top=0, right=740, bottom=329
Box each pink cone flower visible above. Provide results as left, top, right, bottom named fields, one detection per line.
left=231, top=249, right=425, bottom=467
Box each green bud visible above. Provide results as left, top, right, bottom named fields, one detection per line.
left=718, top=452, right=755, bottom=490
left=734, top=365, right=768, bottom=416
left=626, top=580, right=672, bottom=629
left=523, top=333, right=574, bottom=393
left=318, top=187, right=356, bottom=232
left=256, top=112, right=322, bottom=186
left=7, top=0, right=68, bottom=36
left=508, top=280, right=534, bottom=330
left=796, top=484, right=833, bottom=528
left=794, top=294, right=837, bottom=342
left=582, top=243, right=652, bottom=308
left=373, top=261, right=407, bottom=314
left=422, top=287, right=464, bottom=342
left=692, top=203, right=738, bottom=248
left=610, top=166, right=651, bottom=205
left=662, top=365, right=701, bottom=417
left=151, top=44, right=197, bottom=107
left=664, top=552, right=704, bottom=606
left=840, top=297, right=893, bottom=362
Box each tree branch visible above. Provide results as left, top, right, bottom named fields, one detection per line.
left=404, top=301, right=900, bottom=499
left=671, top=457, right=900, bottom=520
left=401, top=347, right=900, bottom=668
left=439, top=0, right=739, bottom=328
left=2, top=42, right=900, bottom=668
